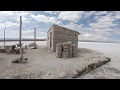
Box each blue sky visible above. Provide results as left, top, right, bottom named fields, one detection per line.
left=0, top=11, right=120, bottom=42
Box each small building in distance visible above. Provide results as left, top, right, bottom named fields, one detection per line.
left=47, top=24, right=80, bottom=52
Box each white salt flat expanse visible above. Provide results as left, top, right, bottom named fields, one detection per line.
left=78, top=42, right=120, bottom=79
left=0, top=41, right=120, bottom=79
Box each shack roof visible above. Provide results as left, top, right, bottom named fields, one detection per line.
left=47, top=24, right=80, bottom=34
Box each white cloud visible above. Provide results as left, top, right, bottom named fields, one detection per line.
left=45, top=11, right=60, bottom=15
left=58, top=11, right=85, bottom=22
left=16, top=16, right=31, bottom=23
left=111, top=11, right=120, bottom=19
left=17, top=11, right=29, bottom=16
left=97, top=14, right=114, bottom=22
left=89, top=21, right=116, bottom=29
left=22, top=30, right=34, bottom=34
left=78, top=33, right=109, bottom=41
left=0, top=11, right=30, bottom=16
left=0, top=11, right=14, bottom=15
left=0, top=11, right=119, bottom=41
left=22, top=30, right=45, bottom=39
left=0, top=22, right=19, bottom=29
left=31, top=14, right=58, bottom=23
left=94, top=11, right=107, bottom=16
left=78, top=12, right=119, bottom=41
left=0, top=11, right=31, bottom=23
left=3, top=29, right=19, bottom=38
left=84, top=11, right=96, bottom=18
left=84, top=33, right=92, bottom=37
left=61, top=22, right=83, bottom=32
left=56, top=20, right=62, bottom=25
left=88, top=13, right=117, bottom=35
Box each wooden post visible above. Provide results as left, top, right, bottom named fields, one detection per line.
left=11, top=16, right=28, bottom=63
left=4, top=27, right=6, bottom=46
left=34, top=28, right=37, bottom=49
left=19, top=16, right=23, bottom=60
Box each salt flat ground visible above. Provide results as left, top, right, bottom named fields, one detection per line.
left=77, top=42, right=120, bottom=79
left=0, top=41, right=120, bottom=79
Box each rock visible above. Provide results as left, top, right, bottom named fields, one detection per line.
left=12, top=58, right=19, bottom=63
left=32, top=47, right=37, bottom=49
left=12, top=58, right=28, bottom=63
left=105, top=57, right=111, bottom=61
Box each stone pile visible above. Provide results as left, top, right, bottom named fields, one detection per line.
left=72, top=44, right=78, bottom=57
left=56, top=43, right=62, bottom=58
left=62, top=51, right=69, bottom=59
left=68, top=41, right=73, bottom=58
left=56, top=41, right=78, bottom=59
left=62, top=42, right=69, bottom=59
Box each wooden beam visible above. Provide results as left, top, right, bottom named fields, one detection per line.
left=4, top=27, right=6, bottom=45
left=19, top=16, right=23, bottom=60
left=34, top=28, right=37, bottom=48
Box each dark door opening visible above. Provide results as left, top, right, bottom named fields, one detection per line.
left=50, top=32, right=52, bottom=48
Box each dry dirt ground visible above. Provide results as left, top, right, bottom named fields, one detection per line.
left=0, top=46, right=110, bottom=79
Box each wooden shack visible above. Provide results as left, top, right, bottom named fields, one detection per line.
left=47, top=24, right=80, bottom=52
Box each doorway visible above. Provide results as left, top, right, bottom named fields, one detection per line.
left=50, top=32, right=52, bottom=48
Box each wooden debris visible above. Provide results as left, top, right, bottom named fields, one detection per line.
left=73, top=57, right=111, bottom=78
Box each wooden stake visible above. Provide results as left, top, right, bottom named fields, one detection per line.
left=34, top=28, right=36, bottom=48
left=11, top=16, right=28, bottom=63
left=4, top=27, right=6, bottom=45
left=19, top=16, right=23, bottom=60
